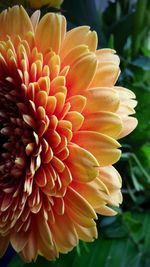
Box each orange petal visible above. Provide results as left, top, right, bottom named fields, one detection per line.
left=50, top=213, right=78, bottom=253
left=1, top=194, right=13, bottom=211
left=60, top=26, right=97, bottom=60
left=46, top=96, right=56, bottom=116
left=38, top=76, right=50, bottom=95
left=20, top=229, right=38, bottom=262
left=37, top=211, right=57, bottom=260
left=96, top=49, right=120, bottom=64
left=44, top=51, right=60, bottom=80
left=83, top=87, right=120, bottom=114
left=35, top=90, right=47, bottom=108
left=95, top=205, right=117, bottom=216
left=90, top=49, right=120, bottom=87
left=50, top=76, right=65, bottom=95
left=95, top=165, right=123, bottom=209
left=11, top=230, right=30, bottom=252
left=35, top=13, right=66, bottom=54
left=59, top=165, right=72, bottom=187
left=65, top=111, right=84, bottom=131
left=35, top=167, right=47, bottom=187
left=107, top=190, right=123, bottom=206
left=98, top=166, right=122, bottom=190
left=74, top=224, right=97, bottom=242
left=54, top=92, right=66, bottom=114
left=115, top=86, right=136, bottom=100
left=72, top=181, right=107, bottom=209
left=81, top=111, right=123, bottom=138
left=66, top=53, right=97, bottom=96
left=65, top=186, right=97, bottom=219
left=67, top=95, right=87, bottom=113
left=66, top=144, right=99, bottom=183
left=117, top=117, right=138, bottom=139
left=0, top=235, right=9, bottom=257
left=51, top=156, right=65, bottom=173
left=72, top=131, right=121, bottom=166
left=117, top=102, right=137, bottom=115
left=0, top=6, right=33, bottom=40
left=53, top=197, right=64, bottom=215
left=66, top=205, right=96, bottom=228
left=115, top=87, right=137, bottom=115
left=61, top=44, right=90, bottom=68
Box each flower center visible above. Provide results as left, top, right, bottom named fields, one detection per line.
left=0, top=79, right=30, bottom=181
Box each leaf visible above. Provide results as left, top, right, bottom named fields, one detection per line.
left=131, top=56, right=150, bottom=71
left=7, top=255, right=24, bottom=267
left=141, top=144, right=150, bottom=167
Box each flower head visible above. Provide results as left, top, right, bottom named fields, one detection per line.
left=0, top=6, right=137, bottom=262
left=28, top=0, right=63, bottom=8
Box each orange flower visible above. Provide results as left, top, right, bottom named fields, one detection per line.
left=28, top=0, right=63, bottom=8
left=0, top=6, right=137, bottom=262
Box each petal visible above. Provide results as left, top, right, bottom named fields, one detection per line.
left=66, top=205, right=96, bottom=228
left=117, top=117, right=138, bottom=139
left=65, top=186, right=97, bottom=219
left=0, top=6, right=33, bottom=40
left=60, top=26, right=97, bottom=60
left=0, top=235, right=9, bottom=257
left=72, top=131, right=121, bottom=166
left=35, top=167, right=47, bottom=187
left=81, top=111, right=123, bottom=138
left=46, top=96, right=57, bottom=116
left=61, top=44, right=90, bottom=68
left=66, top=144, right=99, bottom=183
left=30, top=10, right=41, bottom=32
left=74, top=224, right=97, bottom=242
left=83, top=87, right=120, bottom=114
left=35, top=13, right=66, bottom=54
left=95, top=205, right=117, bottom=216
left=98, top=166, right=122, bottom=190
left=107, top=190, right=123, bottom=206
left=115, top=87, right=137, bottom=114
left=19, top=220, right=38, bottom=262
left=117, top=102, right=137, bottom=115
left=53, top=197, right=64, bottom=215
left=50, top=213, right=78, bottom=253
left=72, top=181, right=107, bottom=209
left=1, top=193, right=13, bottom=211
left=97, top=166, right=122, bottom=207
left=66, top=53, right=97, bottom=97
left=96, top=49, right=120, bottom=64
left=115, top=86, right=136, bottom=100
left=64, top=111, right=84, bottom=131
left=11, top=230, right=30, bottom=252
left=90, top=49, right=120, bottom=87
left=37, top=211, right=57, bottom=260
left=67, top=95, right=87, bottom=113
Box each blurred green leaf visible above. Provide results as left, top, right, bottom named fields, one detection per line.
left=131, top=56, right=150, bottom=71
left=141, top=145, right=150, bottom=166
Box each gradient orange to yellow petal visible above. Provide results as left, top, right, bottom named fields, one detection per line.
left=0, top=6, right=137, bottom=262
